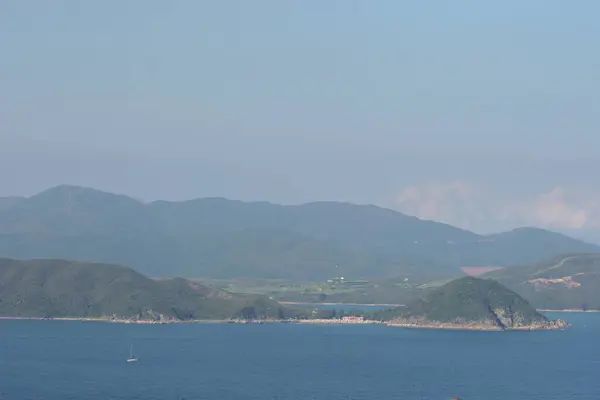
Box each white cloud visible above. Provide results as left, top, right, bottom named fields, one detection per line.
left=391, top=181, right=600, bottom=233
left=528, top=187, right=590, bottom=229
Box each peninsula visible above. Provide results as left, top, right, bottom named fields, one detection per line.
left=0, top=258, right=318, bottom=322
left=374, top=276, right=568, bottom=331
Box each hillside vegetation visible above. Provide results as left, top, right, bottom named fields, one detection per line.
left=375, top=277, right=564, bottom=330
left=0, top=259, right=302, bottom=320
left=0, top=185, right=598, bottom=280
left=485, top=254, right=600, bottom=310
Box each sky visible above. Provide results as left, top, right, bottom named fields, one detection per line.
left=1, top=1, right=600, bottom=236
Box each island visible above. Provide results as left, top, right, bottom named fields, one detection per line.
left=373, top=276, right=569, bottom=331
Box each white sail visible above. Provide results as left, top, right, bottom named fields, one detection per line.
left=126, top=343, right=138, bottom=363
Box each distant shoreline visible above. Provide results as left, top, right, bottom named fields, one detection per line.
left=281, top=302, right=600, bottom=313
left=0, top=316, right=178, bottom=324
left=1, top=308, right=597, bottom=325
left=384, top=322, right=568, bottom=331
left=0, top=316, right=377, bottom=325
left=0, top=316, right=239, bottom=324
left=537, top=309, right=600, bottom=313
left=0, top=314, right=578, bottom=331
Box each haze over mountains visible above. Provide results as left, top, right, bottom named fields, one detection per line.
left=0, top=185, right=598, bottom=280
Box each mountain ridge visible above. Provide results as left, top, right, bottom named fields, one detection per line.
left=0, top=185, right=598, bottom=280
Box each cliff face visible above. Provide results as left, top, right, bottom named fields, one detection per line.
left=377, top=277, right=569, bottom=331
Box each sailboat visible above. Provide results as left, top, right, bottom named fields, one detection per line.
left=126, top=343, right=138, bottom=363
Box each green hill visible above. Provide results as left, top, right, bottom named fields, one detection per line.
left=484, top=254, right=600, bottom=310
left=0, top=185, right=598, bottom=280
left=0, top=258, right=305, bottom=320
left=375, top=277, right=567, bottom=330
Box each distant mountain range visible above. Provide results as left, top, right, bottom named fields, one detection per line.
left=0, top=258, right=301, bottom=320
left=0, top=185, right=598, bottom=280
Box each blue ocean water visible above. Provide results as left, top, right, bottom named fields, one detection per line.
left=1, top=313, right=599, bottom=400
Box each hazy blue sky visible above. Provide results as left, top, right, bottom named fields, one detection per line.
left=1, top=1, right=599, bottom=233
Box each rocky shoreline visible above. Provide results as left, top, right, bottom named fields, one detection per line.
left=0, top=316, right=179, bottom=324
left=538, top=309, right=600, bottom=313
left=0, top=315, right=571, bottom=330
left=292, top=317, right=381, bottom=325
left=384, top=317, right=570, bottom=331
left=0, top=316, right=381, bottom=325
left=282, top=301, right=600, bottom=313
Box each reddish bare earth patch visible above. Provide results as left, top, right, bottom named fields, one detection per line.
left=460, top=266, right=504, bottom=276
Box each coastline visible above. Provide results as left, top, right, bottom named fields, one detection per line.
left=292, top=318, right=382, bottom=325
left=384, top=321, right=568, bottom=331
left=0, top=315, right=570, bottom=331
left=0, top=315, right=384, bottom=325
left=283, top=302, right=600, bottom=313
left=0, top=316, right=182, bottom=324
left=2, top=306, right=591, bottom=324
left=537, top=309, right=600, bottom=313
left=0, top=316, right=382, bottom=325
left=385, top=322, right=503, bottom=331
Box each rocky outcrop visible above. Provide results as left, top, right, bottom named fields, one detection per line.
left=385, top=316, right=569, bottom=331
left=376, top=277, right=571, bottom=331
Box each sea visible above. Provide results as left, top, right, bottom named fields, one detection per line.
left=1, top=311, right=599, bottom=400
